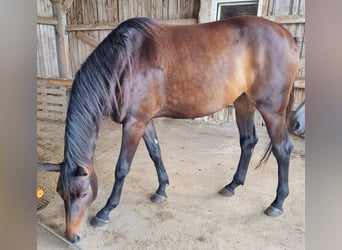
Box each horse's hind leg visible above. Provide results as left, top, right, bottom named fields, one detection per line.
left=143, top=120, right=169, bottom=203
left=258, top=102, right=293, bottom=217
left=219, top=94, right=258, bottom=196
left=90, top=118, right=147, bottom=227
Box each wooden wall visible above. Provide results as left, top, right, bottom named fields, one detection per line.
left=263, top=0, right=305, bottom=108
left=207, top=0, right=305, bottom=124
left=37, top=0, right=199, bottom=121
left=37, top=0, right=59, bottom=78
left=66, top=0, right=200, bottom=76
left=36, top=0, right=305, bottom=122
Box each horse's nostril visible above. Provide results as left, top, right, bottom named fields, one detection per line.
left=70, top=234, right=81, bottom=243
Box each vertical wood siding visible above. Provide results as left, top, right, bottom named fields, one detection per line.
left=66, top=0, right=200, bottom=77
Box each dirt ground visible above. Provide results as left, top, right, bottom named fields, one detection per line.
left=37, top=118, right=305, bottom=250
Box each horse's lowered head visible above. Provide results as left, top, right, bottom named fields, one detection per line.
left=38, top=161, right=98, bottom=242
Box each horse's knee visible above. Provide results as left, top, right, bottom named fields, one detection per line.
left=240, top=135, right=258, bottom=151
left=115, top=164, right=130, bottom=180
left=272, top=137, right=293, bottom=160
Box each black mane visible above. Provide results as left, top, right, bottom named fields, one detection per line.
left=59, top=18, right=156, bottom=197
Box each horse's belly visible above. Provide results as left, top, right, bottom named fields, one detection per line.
left=164, top=82, right=242, bottom=118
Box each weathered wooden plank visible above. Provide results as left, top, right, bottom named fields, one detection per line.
left=119, top=0, right=135, bottom=21
left=37, top=95, right=67, bottom=105
left=37, top=16, right=58, bottom=25
left=66, top=18, right=197, bottom=32
left=38, top=25, right=59, bottom=77
left=162, top=0, right=169, bottom=19
left=169, top=0, right=181, bottom=19
left=38, top=86, right=67, bottom=95
left=76, top=32, right=100, bottom=48
left=37, top=111, right=66, bottom=121
left=66, top=23, right=117, bottom=31
left=134, top=0, right=150, bottom=17
left=267, top=0, right=275, bottom=15
left=37, top=0, right=54, bottom=17
left=151, top=0, right=162, bottom=19
left=37, top=104, right=67, bottom=113
left=39, top=24, right=47, bottom=77
left=294, top=79, right=305, bottom=89
left=299, top=0, right=305, bottom=15
left=274, top=0, right=291, bottom=16
left=292, top=0, right=300, bottom=15
left=37, top=77, right=73, bottom=87
left=97, top=0, right=119, bottom=23
left=64, top=17, right=196, bottom=26
left=163, top=18, right=197, bottom=24
left=264, top=15, right=305, bottom=24
left=180, top=0, right=192, bottom=18
left=261, top=0, right=268, bottom=16
left=83, top=0, right=97, bottom=24
left=37, top=25, right=45, bottom=77
left=301, top=30, right=305, bottom=58
left=192, top=0, right=200, bottom=17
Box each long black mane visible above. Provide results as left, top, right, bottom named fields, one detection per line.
left=59, top=18, right=156, bottom=197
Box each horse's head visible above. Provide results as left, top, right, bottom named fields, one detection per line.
left=38, top=162, right=98, bottom=242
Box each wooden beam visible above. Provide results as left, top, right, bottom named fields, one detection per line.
left=294, top=79, right=305, bottom=89
left=66, top=23, right=117, bottom=32
left=260, top=0, right=268, bottom=17
left=37, top=16, right=58, bottom=25
left=65, top=18, right=198, bottom=32
left=37, top=77, right=73, bottom=87
left=162, top=18, right=198, bottom=25
left=76, top=32, right=100, bottom=48
left=264, top=15, right=305, bottom=24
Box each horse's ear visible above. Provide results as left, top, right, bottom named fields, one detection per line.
left=38, top=162, right=62, bottom=172
left=74, top=164, right=88, bottom=177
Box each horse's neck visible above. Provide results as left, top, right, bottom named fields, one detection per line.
left=64, top=116, right=100, bottom=166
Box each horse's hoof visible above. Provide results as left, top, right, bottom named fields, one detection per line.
left=90, top=216, right=109, bottom=228
left=219, top=187, right=234, bottom=197
left=264, top=206, right=283, bottom=217
left=151, top=193, right=167, bottom=204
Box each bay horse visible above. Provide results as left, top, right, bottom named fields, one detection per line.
left=38, top=16, right=299, bottom=242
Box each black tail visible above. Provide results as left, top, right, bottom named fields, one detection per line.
left=255, top=84, right=295, bottom=169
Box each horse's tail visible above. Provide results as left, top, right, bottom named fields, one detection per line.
left=255, top=83, right=295, bottom=169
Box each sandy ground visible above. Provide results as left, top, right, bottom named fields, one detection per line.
left=37, top=118, right=305, bottom=250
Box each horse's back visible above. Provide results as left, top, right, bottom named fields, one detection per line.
left=122, top=16, right=299, bottom=119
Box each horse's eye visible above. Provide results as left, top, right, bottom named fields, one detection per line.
left=81, top=193, right=88, bottom=198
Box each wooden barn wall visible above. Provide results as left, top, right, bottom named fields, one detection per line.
left=37, top=0, right=68, bottom=121
left=66, top=0, right=200, bottom=77
left=263, top=0, right=305, bottom=109
left=37, top=0, right=199, bottom=121
left=37, top=0, right=59, bottom=78
left=207, top=0, right=305, bottom=124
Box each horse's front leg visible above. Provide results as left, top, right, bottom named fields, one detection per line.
left=90, top=119, right=147, bottom=227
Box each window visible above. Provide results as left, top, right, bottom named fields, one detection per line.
left=216, top=0, right=260, bottom=20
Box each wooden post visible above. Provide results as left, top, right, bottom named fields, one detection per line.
left=52, top=0, right=72, bottom=78
left=261, top=0, right=269, bottom=17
